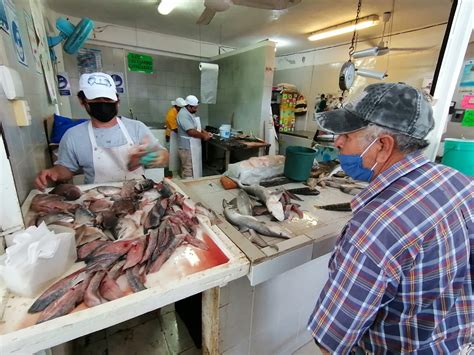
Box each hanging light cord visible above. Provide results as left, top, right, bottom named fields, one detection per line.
left=348, top=0, right=363, bottom=59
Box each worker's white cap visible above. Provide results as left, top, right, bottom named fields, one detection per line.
left=185, top=95, right=199, bottom=106
left=79, top=72, right=118, bottom=101
left=172, top=97, right=186, bottom=107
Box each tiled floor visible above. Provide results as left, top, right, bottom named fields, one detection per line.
left=73, top=304, right=200, bottom=355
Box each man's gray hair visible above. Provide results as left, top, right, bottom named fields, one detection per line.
left=363, top=125, right=430, bottom=154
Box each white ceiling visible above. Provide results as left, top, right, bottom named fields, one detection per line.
left=46, top=0, right=453, bottom=55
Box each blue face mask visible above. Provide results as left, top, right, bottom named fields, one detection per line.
left=338, top=138, right=379, bottom=182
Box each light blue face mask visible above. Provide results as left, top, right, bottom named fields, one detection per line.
left=338, top=138, right=379, bottom=182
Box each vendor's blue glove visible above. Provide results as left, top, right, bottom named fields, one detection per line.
left=139, top=152, right=158, bottom=167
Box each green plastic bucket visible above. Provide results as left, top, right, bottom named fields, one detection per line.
left=441, top=138, right=474, bottom=176
left=284, top=146, right=317, bottom=181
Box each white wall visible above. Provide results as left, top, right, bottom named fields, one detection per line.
left=219, top=253, right=331, bottom=355
left=0, top=0, right=59, bottom=202
left=273, top=24, right=448, bottom=133
left=54, top=14, right=235, bottom=61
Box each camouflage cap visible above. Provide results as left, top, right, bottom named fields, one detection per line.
left=316, top=83, right=434, bottom=139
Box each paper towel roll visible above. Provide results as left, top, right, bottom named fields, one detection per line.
left=199, top=62, right=219, bottom=104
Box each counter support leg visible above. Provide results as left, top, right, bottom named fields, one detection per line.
left=224, top=151, right=230, bottom=171
left=202, top=287, right=220, bottom=355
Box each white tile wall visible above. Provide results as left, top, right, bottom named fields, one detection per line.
left=64, top=45, right=207, bottom=127
left=219, top=253, right=332, bottom=355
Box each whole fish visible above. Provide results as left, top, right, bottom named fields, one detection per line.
left=141, top=229, right=158, bottom=264
left=36, top=279, right=89, bottom=324
left=223, top=200, right=290, bottom=239
left=113, top=217, right=139, bottom=240
left=126, top=265, right=146, bottom=292
left=75, top=207, right=96, bottom=227
left=75, top=226, right=109, bottom=246
left=28, top=268, right=88, bottom=313
left=97, top=210, right=118, bottom=231
left=99, top=273, right=125, bottom=301
left=231, top=193, right=272, bottom=249
left=143, top=198, right=167, bottom=232
left=123, top=238, right=146, bottom=270
left=108, top=260, right=126, bottom=279
left=184, top=234, right=209, bottom=251
left=88, top=199, right=112, bottom=213
left=84, top=271, right=106, bottom=307
left=237, top=182, right=285, bottom=221
left=96, top=186, right=122, bottom=197
left=86, top=253, right=126, bottom=273
left=148, top=234, right=185, bottom=274
left=87, top=240, right=135, bottom=259
left=31, top=194, right=79, bottom=214
left=49, top=184, right=82, bottom=201
left=77, top=240, right=110, bottom=261
left=37, top=212, right=74, bottom=226
left=236, top=190, right=253, bottom=216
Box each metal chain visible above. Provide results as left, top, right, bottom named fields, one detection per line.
left=348, top=0, right=362, bottom=58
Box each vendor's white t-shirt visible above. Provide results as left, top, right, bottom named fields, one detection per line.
left=56, top=117, right=162, bottom=184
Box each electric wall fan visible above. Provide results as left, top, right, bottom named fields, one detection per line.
left=47, top=17, right=94, bottom=62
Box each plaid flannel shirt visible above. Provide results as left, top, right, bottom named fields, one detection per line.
left=308, top=152, right=473, bottom=354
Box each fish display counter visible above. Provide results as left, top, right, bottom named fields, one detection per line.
left=175, top=175, right=353, bottom=353
left=0, top=179, right=249, bottom=355
left=176, top=175, right=352, bottom=285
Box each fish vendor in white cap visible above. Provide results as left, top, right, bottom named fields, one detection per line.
left=35, top=72, right=169, bottom=190
left=176, top=94, right=212, bottom=179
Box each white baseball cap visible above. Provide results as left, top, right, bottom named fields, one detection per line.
left=172, top=97, right=186, bottom=107
left=185, top=95, right=199, bottom=106
left=79, top=72, right=118, bottom=101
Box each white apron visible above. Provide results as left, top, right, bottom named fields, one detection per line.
left=180, top=116, right=203, bottom=179
left=169, top=131, right=180, bottom=173
left=88, top=118, right=145, bottom=183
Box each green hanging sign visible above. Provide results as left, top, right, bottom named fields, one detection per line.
left=127, top=52, right=153, bottom=73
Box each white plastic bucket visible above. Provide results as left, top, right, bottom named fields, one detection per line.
left=219, top=124, right=231, bottom=139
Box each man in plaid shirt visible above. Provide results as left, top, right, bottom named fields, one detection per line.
left=308, top=83, right=473, bottom=354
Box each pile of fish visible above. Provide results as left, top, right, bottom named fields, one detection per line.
left=222, top=182, right=304, bottom=248
left=27, top=179, right=213, bottom=323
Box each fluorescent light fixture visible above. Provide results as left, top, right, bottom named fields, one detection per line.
left=157, top=0, right=176, bottom=15
left=308, top=15, right=379, bottom=41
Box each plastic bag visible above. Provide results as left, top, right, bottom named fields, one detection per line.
left=225, top=155, right=285, bottom=185
left=0, top=223, right=76, bottom=297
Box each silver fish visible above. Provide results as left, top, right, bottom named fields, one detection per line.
left=75, top=225, right=109, bottom=245
left=222, top=200, right=290, bottom=239
left=96, top=186, right=122, bottom=197
left=37, top=212, right=74, bottom=226
left=236, top=190, right=253, bottom=216
left=237, top=182, right=285, bottom=221
left=75, top=207, right=96, bottom=227
left=233, top=192, right=274, bottom=249
left=113, top=217, right=139, bottom=240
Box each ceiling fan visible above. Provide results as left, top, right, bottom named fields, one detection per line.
left=196, top=0, right=301, bottom=25
left=352, top=11, right=434, bottom=59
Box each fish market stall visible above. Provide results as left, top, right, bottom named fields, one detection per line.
left=0, top=180, right=249, bottom=355
left=175, top=175, right=353, bottom=354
